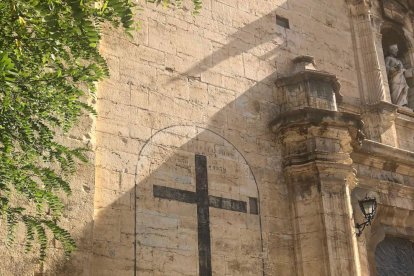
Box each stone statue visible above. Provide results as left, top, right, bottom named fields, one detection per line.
left=385, top=44, right=409, bottom=106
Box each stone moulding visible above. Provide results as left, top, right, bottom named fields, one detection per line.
left=397, top=107, right=414, bottom=117
left=364, top=100, right=398, bottom=113
left=271, top=107, right=365, bottom=167
left=356, top=139, right=414, bottom=167
left=271, top=107, right=365, bottom=146
left=270, top=107, right=363, bottom=132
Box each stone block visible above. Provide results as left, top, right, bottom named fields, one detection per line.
left=148, top=20, right=177, bottom=55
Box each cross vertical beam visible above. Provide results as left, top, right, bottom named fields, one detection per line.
left=195, top=154, right=212, bottom=276
left=152, top=154, right=259, bottom=276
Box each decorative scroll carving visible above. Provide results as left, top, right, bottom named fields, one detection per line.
left=382, top=0, right=409, bottom=25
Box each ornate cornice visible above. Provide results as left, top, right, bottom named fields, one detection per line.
left=356, top=139, right=414, bottom=167
left=271, top=107, right=363, bottom=135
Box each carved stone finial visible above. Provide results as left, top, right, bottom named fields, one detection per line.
left=292, top=55, right=317, bottom=73
left=275, top=55, right=343, bottom=112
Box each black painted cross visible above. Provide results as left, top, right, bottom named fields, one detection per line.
left=153, top=154, right=259, bottom=276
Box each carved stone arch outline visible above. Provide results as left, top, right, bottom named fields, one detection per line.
left=133, top=124, right=265, bottom=276
left=381, top=21, right=412, bottom=49
left=380, top=0, right=409, bottom=20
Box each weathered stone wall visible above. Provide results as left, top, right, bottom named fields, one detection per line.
left=396, top=114, right=414, bottom=151
left=8, top=0, right=414, bottom=275
left=91, top=0, right=361, bottom=275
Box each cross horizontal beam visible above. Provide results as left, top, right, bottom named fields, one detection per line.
left=153, top=185, right=254, bottom=214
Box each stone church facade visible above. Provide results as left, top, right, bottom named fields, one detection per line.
left=2, top=0, right=414, bottom=275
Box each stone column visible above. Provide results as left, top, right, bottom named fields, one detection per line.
left=272, top=57, right=364, bottom=275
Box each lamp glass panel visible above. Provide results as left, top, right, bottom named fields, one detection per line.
left=362, top=200, right=374, bottom=216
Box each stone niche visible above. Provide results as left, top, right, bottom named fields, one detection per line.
left=380, top=0, right=414, bottom=108
left=382, top=0, right=409, bottom=24
left=381, top=22, right=414, bottom=108
left=275, top=56, right=342, bottom=113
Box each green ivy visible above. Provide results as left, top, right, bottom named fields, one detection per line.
left=147, top=0, right=203, bottom=14
left=0, top=0, right=202, bottom=261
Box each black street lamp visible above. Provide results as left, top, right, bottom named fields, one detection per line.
left=355, top=195, right=377, bottom=237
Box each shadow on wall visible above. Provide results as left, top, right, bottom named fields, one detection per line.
left=45, top=4, right=298, bottom=275
left=171, top=8, right=290, bottom=81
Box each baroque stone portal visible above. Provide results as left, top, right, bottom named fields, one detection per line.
left=385, top=44, right=409, bottom=106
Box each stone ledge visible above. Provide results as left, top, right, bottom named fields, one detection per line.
left=397, top=107, right=414, bottom=116
left=275, top=69, right=339, bottom=89
left=363, top=101, right=398, bottom=113
left=270, top=107, right=363, bottom=133
left=396, top=107, right=414, bottom=127
left=356, top=139, right=414, bottom=167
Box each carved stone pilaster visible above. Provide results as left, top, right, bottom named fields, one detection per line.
left=272, top=57, right=365, bottom=276
left=349, top=1, right=391, bottom=104
left=406, top=46, right=414, bottom=109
